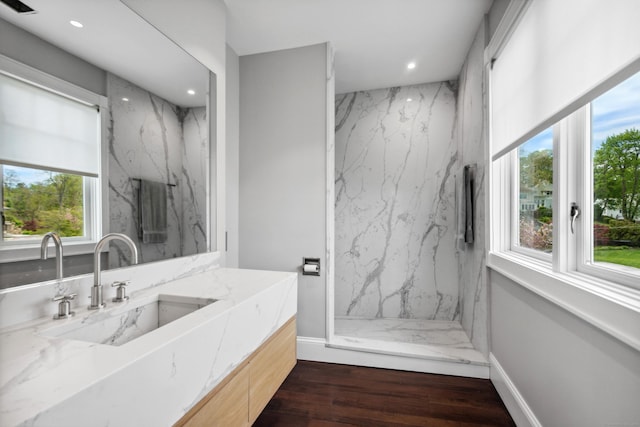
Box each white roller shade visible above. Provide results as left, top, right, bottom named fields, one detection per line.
left=491, top=0, right=640, bottom=160
left=0, top=73, right=100, bottom=176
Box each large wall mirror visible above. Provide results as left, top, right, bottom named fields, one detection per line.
left=0, top=0, right=216, bottom=288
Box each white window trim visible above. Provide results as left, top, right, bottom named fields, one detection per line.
left=576, top=105, right=640, bottom=289
left=0, top=55, right=108, bottom=263
left=489, top=104, right=640, bottom=353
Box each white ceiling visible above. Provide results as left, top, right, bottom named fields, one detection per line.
left=0, top=0, right=209, bottom=107
left=1, top=0, right=493, bottom=100
left=225, top=0, right=493, bottom=94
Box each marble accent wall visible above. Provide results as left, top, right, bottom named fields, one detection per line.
left=335, top=82, right=459, bottom=320
left=107, top=74, right=207, bottom=267
left=181, top=106, right=208, bottom=256
left=455, top=22, right=489, bottom=356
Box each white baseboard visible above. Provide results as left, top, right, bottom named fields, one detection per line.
left=297, top=336, right=490, bottom=379
left=490, top=353, right=542, bottom=427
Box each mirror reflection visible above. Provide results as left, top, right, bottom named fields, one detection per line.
left=107, top=72, right=208, bottom=268
left=0, top=0, right=214, bottom=288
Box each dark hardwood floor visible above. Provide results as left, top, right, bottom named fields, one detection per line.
left=253, top=361, right=515, bottom=427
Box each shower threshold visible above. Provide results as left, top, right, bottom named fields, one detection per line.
left=332, top=317, right=487, bottom=366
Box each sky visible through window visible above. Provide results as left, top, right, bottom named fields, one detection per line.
left=3, top=165, right=50, bottom=185
left=592, top=71, right=640, bottom=151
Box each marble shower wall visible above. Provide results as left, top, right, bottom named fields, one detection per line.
left=335, top=82, right=459, bottom=320
left=108, top=73, right=207, bottom=268
left=455, top=22, right=489, bottom=356
left=181, top=106, right=208, bottom=256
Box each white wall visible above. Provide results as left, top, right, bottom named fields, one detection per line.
left=239, top=43, right=328, bottom=338
left=225, top=44, right=240, bottom=267
left=490, top=271, right=640, bottom=426
left=0, top=17, right=106, bottom=96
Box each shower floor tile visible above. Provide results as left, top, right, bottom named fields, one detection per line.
left=333, top=317, right=487, bottom=365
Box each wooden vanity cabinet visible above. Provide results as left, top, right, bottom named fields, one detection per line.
left=179, top=365, right=250, bottom=427
left=175, top=317, right=296, bottom=427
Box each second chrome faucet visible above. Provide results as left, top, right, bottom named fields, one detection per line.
left=41, top=232, right=63, bottom=280
left=90, top=233, right=139, bottom=310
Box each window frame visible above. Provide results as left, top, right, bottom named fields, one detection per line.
left=486, top=0, right=640, bottom=354
left=489, top=80, right=640, bottom=352
left=575, top=104, right=640, bottom=289
left=502, top=103, right=640, bottom=290
left=0, top=55, right=108, bottom=263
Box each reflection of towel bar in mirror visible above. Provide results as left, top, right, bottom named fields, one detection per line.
left=133, top=178, right=169, bottom=244
left=131, top=178, right=177, bottom=187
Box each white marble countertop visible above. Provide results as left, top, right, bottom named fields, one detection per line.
left=0, top=267, right=297, bottom=427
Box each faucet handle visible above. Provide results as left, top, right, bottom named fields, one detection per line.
left=52, top=293, right=76, bottom=320
left=111, top=280, right=130, bottom=287
left=53, top=293, right=76, bottom=302
left=111, top=281, right=130, bottom=303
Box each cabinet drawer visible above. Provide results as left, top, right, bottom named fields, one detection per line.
left=249, top=318, right=297, bottom=424
left=179, top=365, right=249, bottom=427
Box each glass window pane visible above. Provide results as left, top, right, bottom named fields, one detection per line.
left=518, top=128, right=553, bottom=253
left=2, top=164, right=86, bottom=242
left=591, top=71, right=640, bottom=271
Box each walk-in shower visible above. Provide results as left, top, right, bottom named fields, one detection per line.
left=332, top=77, right=488, bottom=368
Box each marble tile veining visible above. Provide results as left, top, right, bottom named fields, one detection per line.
left=336, top=317, right=472, bottom=347
left=333, top=317, right=487, bottom=365
left=454, top=23, right=489, bottom=357
left=108, top=73, right=207, bottom=267
left=0, top=267, right=297, bottom=426
left=335, top=83, right=459, bottom=320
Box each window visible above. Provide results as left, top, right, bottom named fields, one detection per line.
left=589, top=73, right=640, bottom=274
left=501, top=70, right=640, bottom=290
left=0, top=59, right=104, bottom=260
left=1, top=165, right=96, bottom=243
left=487, top=0, right=640, bottom=351
left=516, top=128, right=553, bottom=255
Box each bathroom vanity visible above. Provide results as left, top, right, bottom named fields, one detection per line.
left=175, top=317, right=296, bottom=426
left=0, top=258, right=297, bottom=426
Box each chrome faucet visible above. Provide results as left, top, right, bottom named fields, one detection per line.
left=40, top=232, right=63, bottom=280
left=90, top=233, right=139, bottom=310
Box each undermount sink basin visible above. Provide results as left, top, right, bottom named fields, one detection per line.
left=41, top=294, right=218, bottom=346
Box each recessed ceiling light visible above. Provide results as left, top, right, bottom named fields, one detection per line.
left=187, top=89, right=196, bottom=95
left=122, top=97, right=129, bottom=102
left=407, top=98, right=413, bottom=102
left=407, top=62, right=416, bottom=70
left=70, top=20, right=83, bottom=28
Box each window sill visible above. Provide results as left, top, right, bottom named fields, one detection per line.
left=0, top=240, right=98, bottom=263
left=488, top=251, right=640, bottom=353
